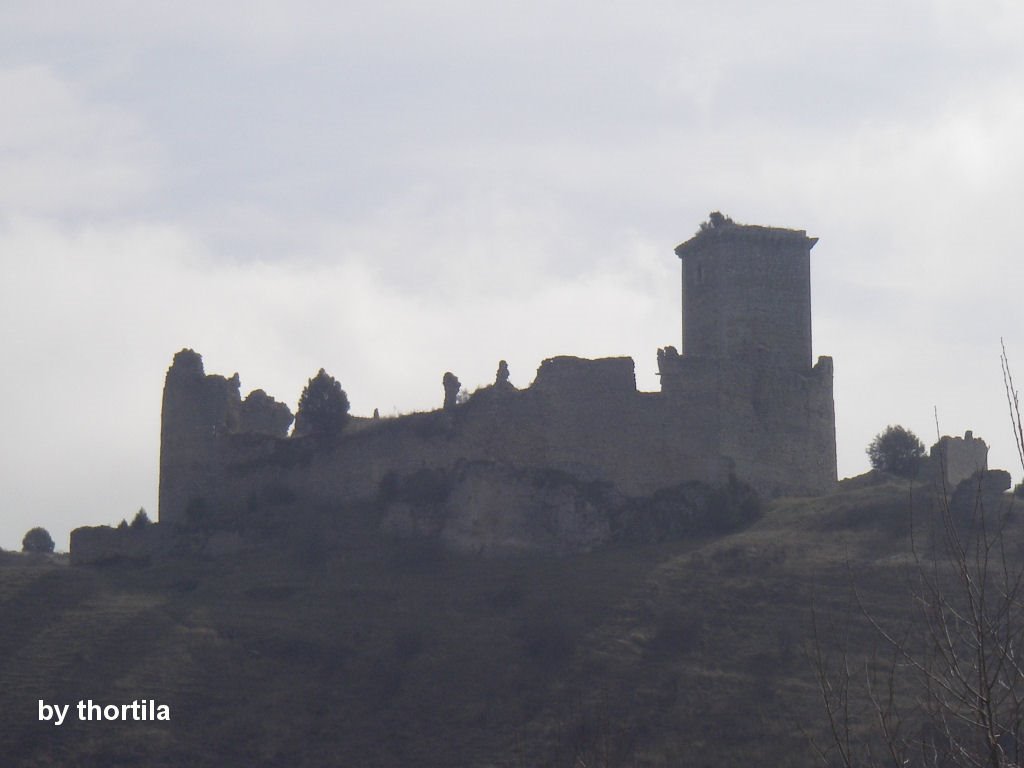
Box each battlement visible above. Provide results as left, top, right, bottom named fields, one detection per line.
left=531, top=356, right=636, bottom=400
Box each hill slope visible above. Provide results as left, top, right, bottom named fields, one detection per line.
left=1, top=476, right=1013, bottom=767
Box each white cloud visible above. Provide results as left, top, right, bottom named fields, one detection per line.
left=0, top=66, right=159, bottom=216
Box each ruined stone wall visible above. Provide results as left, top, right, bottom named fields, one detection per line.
left=157, top=354, right=712, bottom=525
left=715, top=356, right=837, bottom=496
left=658, top=351, right=836, bottom=496
left=70, top=524, right=170, bottom=565
left=158, top=349, right=292, bottom=526
left=238, top=389, right=293, bottom=436
left=931, top=431, right=989, bottom=488
left=514, top=356, right=713, bottom=490
left=160, top=347, right=833, bottom=534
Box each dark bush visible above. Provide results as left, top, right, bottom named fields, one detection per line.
left=294, top=368, right=350, bottom=437
left=867, top=424, right=925, bottom=477
left=22, top=527, right=55, bottom=554
left=698, top=210, right=735, bottom=232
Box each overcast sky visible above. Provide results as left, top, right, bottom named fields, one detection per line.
left=2, top=1, right=1023, bottom=551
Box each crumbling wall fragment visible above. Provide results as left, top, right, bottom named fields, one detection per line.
left=930, top=431, right=989, bottom=488
left=239, top=389, right=293, bottom=437
left=443, top=372, right=461, bottom=411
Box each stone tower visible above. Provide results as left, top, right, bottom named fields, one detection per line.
left=158, top=349, right=294, bottom=526
left=659, top=214, right=837, bottom=496
left=675, top=215, right=817, bottom=371
left=158, top=350, right=241, bottom=526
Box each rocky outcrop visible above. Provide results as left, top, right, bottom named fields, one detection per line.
left=440, top=464, right=614, bottom=555
left=949, top=469, right=1012, bottom=522
left=380, top=463, right=617, bottom=555
left=379, top=462, right=760, bottom=556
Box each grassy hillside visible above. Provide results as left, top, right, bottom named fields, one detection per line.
left=1, top=476, right=1014, bottom=767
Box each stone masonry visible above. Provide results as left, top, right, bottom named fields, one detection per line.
left=930, top=430, right=989, bottom=488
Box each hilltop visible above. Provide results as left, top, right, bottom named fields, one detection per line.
left=3, top=473, right=1012, bottom=767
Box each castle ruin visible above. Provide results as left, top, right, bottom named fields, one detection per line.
left=930, top=430, right=989, bottom=488
left=155, top=215, right=838, bottom=537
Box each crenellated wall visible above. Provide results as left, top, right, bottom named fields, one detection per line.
left=155, top=348, right=835, bottom=530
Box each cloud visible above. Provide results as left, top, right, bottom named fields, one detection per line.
left=0, top=66, right=159, bottom=217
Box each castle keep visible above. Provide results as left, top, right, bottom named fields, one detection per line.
left=156, top=216, right=838, bottom=540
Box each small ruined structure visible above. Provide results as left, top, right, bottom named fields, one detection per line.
left=152, top=215, right=838, bottom=546
left=442, top=372, right=461, bottom=412
left=930, top=430, right=989, bottom=488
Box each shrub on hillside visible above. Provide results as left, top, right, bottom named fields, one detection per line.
left=866, top=424, right=925, bottom=477
left=294, top=369, right=350, bottom=437
left=22, top=527, right=55, bottom=554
